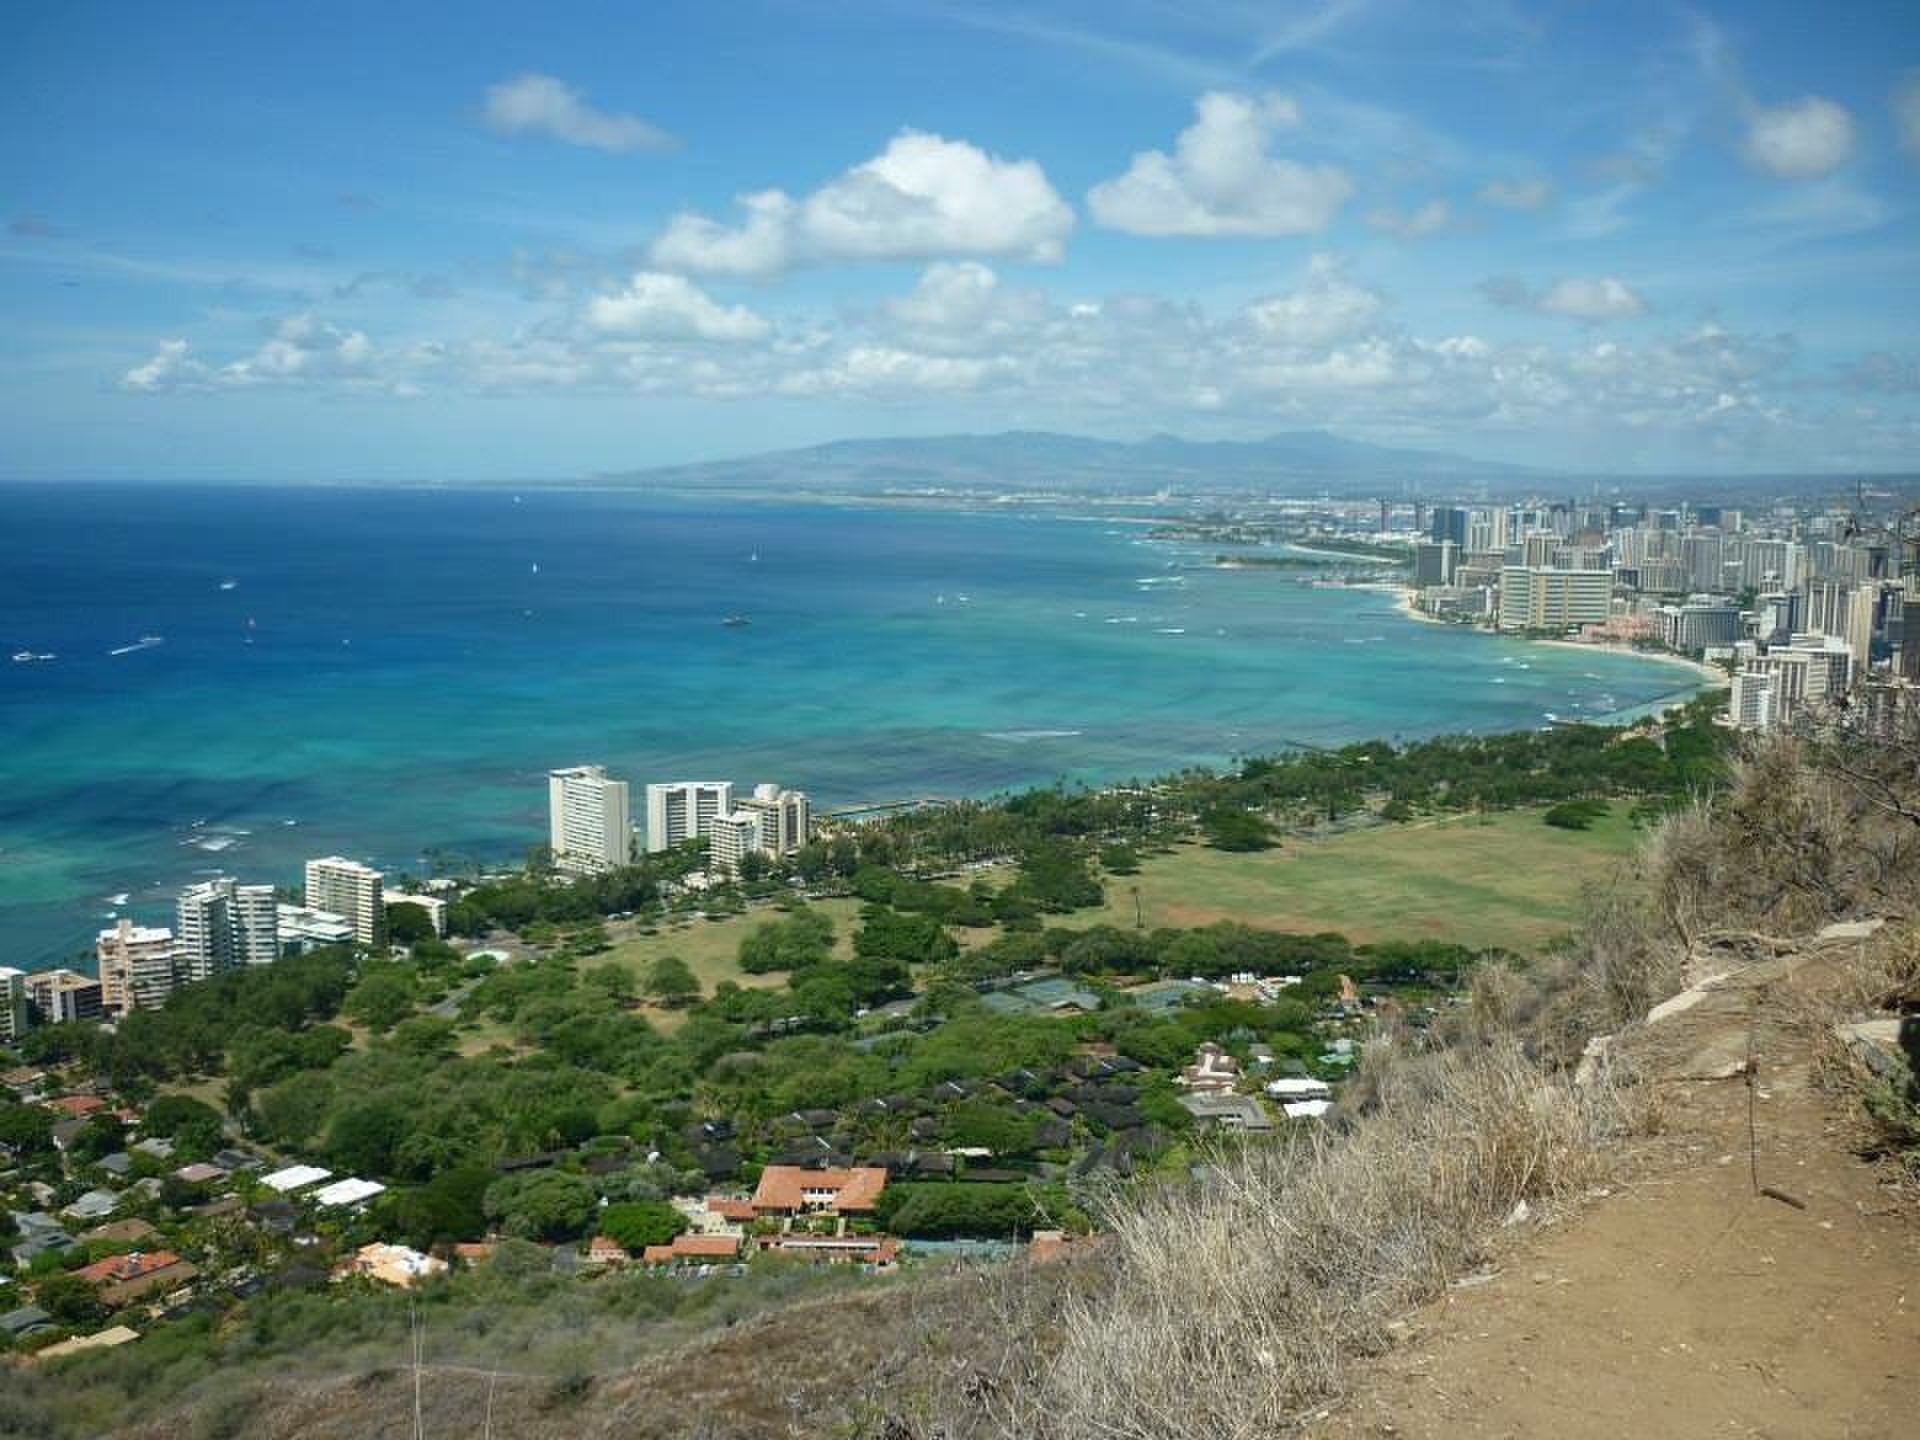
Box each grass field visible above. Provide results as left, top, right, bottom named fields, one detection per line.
left=591, top=897, right=866, bottom=1030
left=1063, top=804, right=1643, bottom=954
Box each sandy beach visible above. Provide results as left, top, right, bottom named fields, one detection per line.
left=1387, top=586, right=1728, bottom=686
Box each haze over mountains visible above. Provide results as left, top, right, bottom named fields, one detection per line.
left=605, top=429, right=1531, bottom=496
left=600, top=430, right=1903, bottom=501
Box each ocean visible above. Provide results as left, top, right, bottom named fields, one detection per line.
left=0, top=482, right=1704, bottom=968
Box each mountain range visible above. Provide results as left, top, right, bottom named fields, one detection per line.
left=601, top=429, right=1536, bottom=496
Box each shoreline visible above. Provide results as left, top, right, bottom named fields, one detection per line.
left=1385, top=585, right=1727, bottom=686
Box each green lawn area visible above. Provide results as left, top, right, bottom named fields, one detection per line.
left=1064, top=804, right=1643, bottom=954
left=590, top=897, right=866, bottom=1029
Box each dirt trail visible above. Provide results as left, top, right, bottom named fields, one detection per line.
left=1313, top=945, right=1918, bottom=1440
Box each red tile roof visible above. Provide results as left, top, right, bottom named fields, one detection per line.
left=75, top=1250, right=182, bottom=1286
left=641, top=1233, right=742, bottom=1264
left=45, top=1094, right=106, bottom=1118
left=706, top=1196, right=756, bottom=1222
left=750, top=1165, right=887, bottom=1213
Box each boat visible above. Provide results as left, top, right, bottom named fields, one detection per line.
left=219, top=579, right=238, bottom=590
left=722, top=615, right=751, bottom=628
left=107, top=635, right=163, bottom=656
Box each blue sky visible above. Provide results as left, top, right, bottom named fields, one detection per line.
left=3, top=0, right=1917, bottom=479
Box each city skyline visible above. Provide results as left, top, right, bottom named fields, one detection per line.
left=4, top=1, right=1918, bottom=482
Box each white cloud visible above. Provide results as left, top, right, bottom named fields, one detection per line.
left=1364, top=199, right=1450, bottom=240
left=801, top=132, right=1073, bottom=262
left=585, top=272, right=770, bottom=342
left=650, top=131, right=1073, bottom=276
left=650, top=191, right=795, bottom=278
left=1536, top=277, right=1646, bottom=320
left=1485, top=276, right=1646, bottom=321
left=1087, top=91, right=1353, bottom=236
left=778, top=345, right=1004, bottom=396
left=1477, top=177, right=1553, bottom=209
left=878, top=262, right=1051, bottom=355
left=1893, top=73, right=1920, bottom=159
left=1742, top=96, right=1855, bottom=179
left=122, top=338, right=202, bottom=391
left=125, top=270, right=1897, bottom=466
left=482, top=73, right=673, bottom=153
left=1244, top=255, right=1383, bottom=345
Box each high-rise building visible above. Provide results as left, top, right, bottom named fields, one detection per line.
left=1498, top=567, right=1613, bottom=632
left=1755, top=634, right=1853, bottom=725
left=0, top=968, right=27, bottom=1046
left=733, top=784, right=811, bottom=857
left=24, top=969, right=104, bottom=1025
left=303, top=857, right=384, bottom=946
left=548, top=765, right=632, bottom=873
left=1803, top=580, right=1875, bottom=666
left=96, top=918, right=182, bottom=1014
left=1413, top=541, right=1457, bottom=588
left=1658, top=602, right=1742, bottom=655
left=1428, top=506, right=1468, bottom=547
left=177, top=877, right=279, bottom=982
left=1729, top=668, right=1778, bottom=732
left=644, top=780, right=735, bottom=853
left=1467, top=507, right=1511, bottom=555
left=707, top=811, right=763, bottom=878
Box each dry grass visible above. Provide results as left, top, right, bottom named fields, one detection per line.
left=913, top=1043, right=1631, bottom=1440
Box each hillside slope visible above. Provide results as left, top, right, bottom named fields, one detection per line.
left=1313, top=929, right=1918, bottom=1440
left=119, top=926, right=1919, bottom=1440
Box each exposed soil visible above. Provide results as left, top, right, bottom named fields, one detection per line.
left=1311, top=947, right=1919, bottom=1440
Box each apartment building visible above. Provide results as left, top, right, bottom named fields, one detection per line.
left=643, top=780, right=734, bottom=853
left=548, top=765, right=632, bottom=873
left=96, top=918, right=182, bottom=1014
left=24, top=969, right=104, bottom=1025
left=177, top=877, right=279, bottom=981
left=303, top=856, right=384, bottom=946
left=0, top=968, right=26, bottom=1046
left=1498, top=566, right=1613, bottom=632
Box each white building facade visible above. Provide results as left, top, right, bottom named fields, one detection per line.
left=643, top=780, right=734, bottom=853
left=177, top=877, right=279, bottom=982
left=304, top=857, right=384, bottom=946
left=548, top=765, right=632, bottom=873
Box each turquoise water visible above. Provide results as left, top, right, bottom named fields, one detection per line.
left=0, top=483, right=1702, bottom=967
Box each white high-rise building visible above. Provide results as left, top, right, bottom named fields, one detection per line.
left=177, top=877, right=279, bottom=982
left=96, top=918, right=181, bottom=1014
left=1729, top=669, right=1778, bottom=732
left=734, top=784, right=811, bottom=857
left=707, top=811, right=763, bottom=878
left=304, top=857, right=385, bottom=946
left=1498, top=567, right=1613, bottom=632
left=1803, top=580, right=1875, bottom=667
left=0, top=968, right=27, bottom=1046
left=644, top=781, right=735, bottom=853
left=548, top=765, right=632, bottom=873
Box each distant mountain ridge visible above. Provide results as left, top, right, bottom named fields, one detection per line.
left=601, top=429, right=1538, bottom=495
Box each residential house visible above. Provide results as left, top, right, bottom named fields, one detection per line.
left=749, top=1165, right=887, bottom=1232
left=1177, top=1043, right=1242, bottom=1094
left=333, top=1243, right=447, bottom=1288
left=1, top=1305, right=54, bottom=1340
left=1176, top=1092, right=1273, bottom=1133
left=74, top=1250, right=200, bottom=1308
left=585, top=1235, right=631, bottom=1267
left=640, top=1233, right=743, bottom=1265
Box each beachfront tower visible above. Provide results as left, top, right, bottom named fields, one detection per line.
left=304, top=856, right=385, bottom=946
left=644, top=780, right=734, bottom=853
left=549, top=765, right=633, bottom=873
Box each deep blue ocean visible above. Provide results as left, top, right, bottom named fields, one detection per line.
left=0, top=483, right=1703, bottom=968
